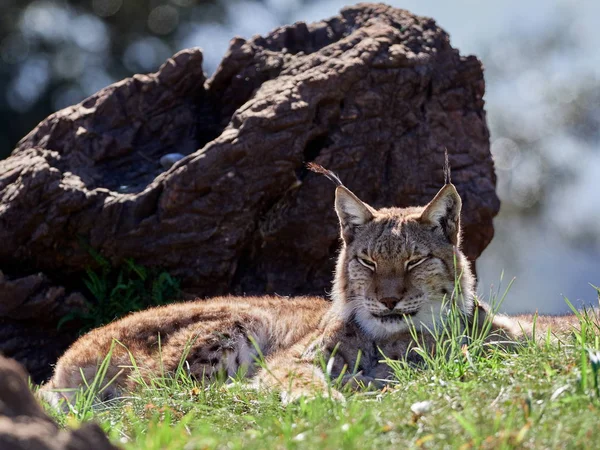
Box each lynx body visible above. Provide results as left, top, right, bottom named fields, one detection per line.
left=42, top=165, right=526, bottom=407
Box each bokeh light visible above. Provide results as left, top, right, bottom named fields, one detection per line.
left=6, top=56, right=50, bottom=113
left=148, top=5, right=180, bottom=35
left=123, top=37, right=173, bottom=73
left=1, top=34, right=30, bottom=65
left=92, top=0, right=122, bottom=18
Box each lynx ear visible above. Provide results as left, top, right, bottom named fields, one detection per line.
left=420, top=184, right=462, bottom=245
left=335, top=186, right=374, bottom=242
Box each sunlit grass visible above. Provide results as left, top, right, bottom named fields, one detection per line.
left=37, top=278, right=600, bottom=449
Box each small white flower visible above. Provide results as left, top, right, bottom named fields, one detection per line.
left=293, top=432, right=307, bottom=442
left=410, top=400, right=433, bottom=415
left=588, top=349, right=600, bottom=367
left=341, top=423, right=350, bottom=432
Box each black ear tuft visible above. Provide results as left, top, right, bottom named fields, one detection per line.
left=306, top=162, right=343, bottom=186
left=444, top=148, right=451, bottom=185
left=308, top=163, right=374, bottom=242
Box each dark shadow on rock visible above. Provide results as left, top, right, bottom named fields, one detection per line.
left=0, top=271, right=86, bottom=382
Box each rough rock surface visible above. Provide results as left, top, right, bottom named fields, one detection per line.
left=0, top=3, right=499, bottom=379
left=0, top=355, right=119, bottom=450
left=0, top=271, right=86, bottom=382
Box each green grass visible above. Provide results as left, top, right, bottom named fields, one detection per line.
left=59, top=251, right=180, bottom=333
left=41, top=329, right=600, bottom=450
left=40, top=291, right=600, bottom=449
left=41, top=264, right=600, bottom=449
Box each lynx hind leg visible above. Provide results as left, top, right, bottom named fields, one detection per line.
left=38, top=380, right=71, bottom=413
left=160, top=322, right=262, bottom=384
left=39, top=362, right=127, bottom=412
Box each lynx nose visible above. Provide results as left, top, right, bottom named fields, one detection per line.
left=380, top=297, right=400, bottom=310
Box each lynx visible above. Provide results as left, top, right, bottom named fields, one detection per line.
left=41, top=164, right=549, bottom=408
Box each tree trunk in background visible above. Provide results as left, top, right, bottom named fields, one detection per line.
left=0, top=4, right=499, bottom=380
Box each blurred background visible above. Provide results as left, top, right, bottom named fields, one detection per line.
left=1, top=0, right=598, bottom=314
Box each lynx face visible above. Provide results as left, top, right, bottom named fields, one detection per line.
left=331, top=184, right=475, bottom=340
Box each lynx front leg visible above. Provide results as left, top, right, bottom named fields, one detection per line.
left=340, top=372, right=386, bottom=391
left=253, top=349, right=344, bottom=404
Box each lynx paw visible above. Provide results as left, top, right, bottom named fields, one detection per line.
left=280, top=387, right=345, bottom=405
left=341, top=372, right=386, bottom=391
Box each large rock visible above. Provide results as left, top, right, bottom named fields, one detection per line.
left=0, top=355, right=119, bottom=450
left=0, top=3, right=499, bottom=379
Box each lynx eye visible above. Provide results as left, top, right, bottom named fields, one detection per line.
left=357, top=256, right=376, bottom=271
left=406, top=257, right=428, bottom=271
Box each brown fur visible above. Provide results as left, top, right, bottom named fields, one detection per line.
left=41, top=166, right=582, bottom=408
left=41, top=296, right=329, bottom=407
